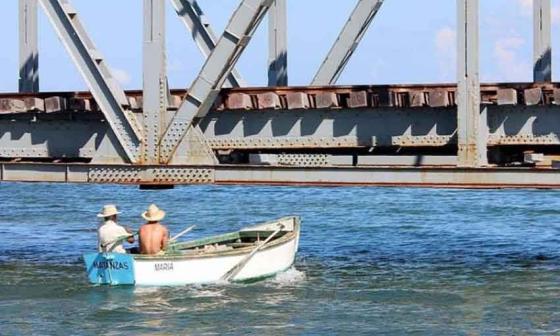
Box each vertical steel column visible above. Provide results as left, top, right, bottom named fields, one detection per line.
left=143, top=0, right=167, bottom=164
left=457, top=0, right=487, bottom=167
left=19, top=0, right=39, bottom=93
left=534, top=0, right=552, bottom=82
left=268, top=0, right=287, bottom=86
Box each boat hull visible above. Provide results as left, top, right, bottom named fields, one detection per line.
left=134, top=232, right=298, bottom=285
left=84, top=217, right=300, bottom=286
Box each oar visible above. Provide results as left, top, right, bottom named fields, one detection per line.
left=220, top=224, right=284, bottom=282
left=169, top=225, right=196, bottom=243
left=101, top=231, right=138, bottom=251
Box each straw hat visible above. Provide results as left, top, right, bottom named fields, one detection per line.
left=97, top=204, right=120, bottom=218
left=142, top=204, right=166, bottom=222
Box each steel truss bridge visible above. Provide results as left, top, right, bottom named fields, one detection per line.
left=2, top=0, right=560, bottom=188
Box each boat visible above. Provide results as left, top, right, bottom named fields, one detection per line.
left=83, top=216, right=301, bottom=286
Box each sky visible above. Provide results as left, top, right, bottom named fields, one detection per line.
left=0, top=0, right=560, bottom=92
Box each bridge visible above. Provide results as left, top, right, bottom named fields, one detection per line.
left=1, top=0, right=560, bottom=188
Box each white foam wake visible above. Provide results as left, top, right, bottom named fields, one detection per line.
left=268, top=267, right=306, bottom=286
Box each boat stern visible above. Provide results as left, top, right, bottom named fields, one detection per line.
left=83, top=253, right=135, bottom=285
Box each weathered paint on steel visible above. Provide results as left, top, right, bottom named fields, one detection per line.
left=2, top=163, right=560, bottom=189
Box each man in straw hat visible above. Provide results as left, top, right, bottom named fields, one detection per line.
left=138, top=204, right=170, bottom=255
left=97, top=204, right=134, bottom=254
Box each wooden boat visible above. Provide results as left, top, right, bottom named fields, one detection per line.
left=83, top=216, right=301, bottom=286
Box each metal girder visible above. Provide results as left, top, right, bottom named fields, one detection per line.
left=19, top=0, right=39, bottom=93
left=160, top=0, right=274, bottom=163
left=311, top=0, right=384, bottom=86
left=38, top=0, right=142, bottom=163
left=268, top=0, right=288, bottom=86
left=215, top=165, right=560, bottom=188
left=205, top=136, right=363, bottom=149
left=88, top=166, right=214, bottom=184
left=169, top=0, right=245, bottom=88
left=5, top=103, right=560, bottom=159
left=249, top=154, right=459, bottom=167
left=143, top=0, right=167, bottom=164
left=534, top=0, right=552, bottom=82
left=457, top=0, right=487, bottom=167
left=4, top=163, right=560, bottom=189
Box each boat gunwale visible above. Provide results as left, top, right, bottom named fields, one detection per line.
left=132, top=216, right=301, bottom=261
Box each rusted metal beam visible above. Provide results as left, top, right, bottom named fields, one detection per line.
left=159, top=0, right=274, bottom=164
left=19, top=0, right=39, bottom=93
left=3, top=162, right=560, bottom=189
left=268, top=0, right=288, bottom=86
left=534, top=0, right=552, bottom=82
left=38, top=0, right=142, bottom=163
left=1, top=83, right=560, bottom=116
left=143, top=0, right=167, bottom=164
left=1, top=83, right=560, bottom=115
left=312, top=0, right=384, bottom=86
left=457, top=0, right=487, bottom=167
left=169, top=0, right=245, bottom=87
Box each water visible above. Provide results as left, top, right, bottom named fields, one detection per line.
left=1, top=183, right=560, bottom=335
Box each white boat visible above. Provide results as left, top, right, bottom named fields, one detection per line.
left=83, top=216, right=301, bottom=286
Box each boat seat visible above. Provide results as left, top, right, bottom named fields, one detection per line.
left=202, top=244, right=234, bottom=252
left=228, top=242, right=256, bottom=248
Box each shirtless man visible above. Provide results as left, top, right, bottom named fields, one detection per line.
left=138, top=204, right=169, bottom=255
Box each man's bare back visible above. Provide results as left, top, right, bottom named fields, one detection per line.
left=138, top=222, right=169, bottom=255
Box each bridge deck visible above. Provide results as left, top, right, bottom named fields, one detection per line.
left=1, top=162, right=560, bottom=189
left=0, top=82, right=558, bottom=115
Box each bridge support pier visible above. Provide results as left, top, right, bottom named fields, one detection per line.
left=457, top=0, right=487, bottom=167
left=534, top=0, right=551, bottom=82
left=19, top=0, right=39, bottom=93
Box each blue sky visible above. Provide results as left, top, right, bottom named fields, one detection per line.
left=0, top=0, right=560, bottom=92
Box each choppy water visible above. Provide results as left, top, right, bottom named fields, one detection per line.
left=1, top=183, right=560, bottom=335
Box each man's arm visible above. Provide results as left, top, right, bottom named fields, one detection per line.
left=161, top=227, right=170, bottom=251
left=125, top=226, right=135, bottom=244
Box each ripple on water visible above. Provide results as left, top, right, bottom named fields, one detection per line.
left=2, top=184, right=560, bottom=334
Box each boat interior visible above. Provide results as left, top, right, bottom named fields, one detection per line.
left=162, top=217, right=299, bottom=257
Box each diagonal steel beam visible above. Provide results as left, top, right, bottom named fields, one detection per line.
left=312, top=0, right=384, bottom=86
left=169, top=0, right=246, bottom=88
left=39, top=0, right=142, bottom=163
left=160, top=0, right=274, bottom=163
left=19, top=0, right=39, bottom=93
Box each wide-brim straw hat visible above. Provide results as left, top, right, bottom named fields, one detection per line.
left=97, top=204, right=121, bottom=218
left=142, top=204, right=166, bottom=222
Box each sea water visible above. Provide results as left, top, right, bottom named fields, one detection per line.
left=1, top=183, right=560, bottom=335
